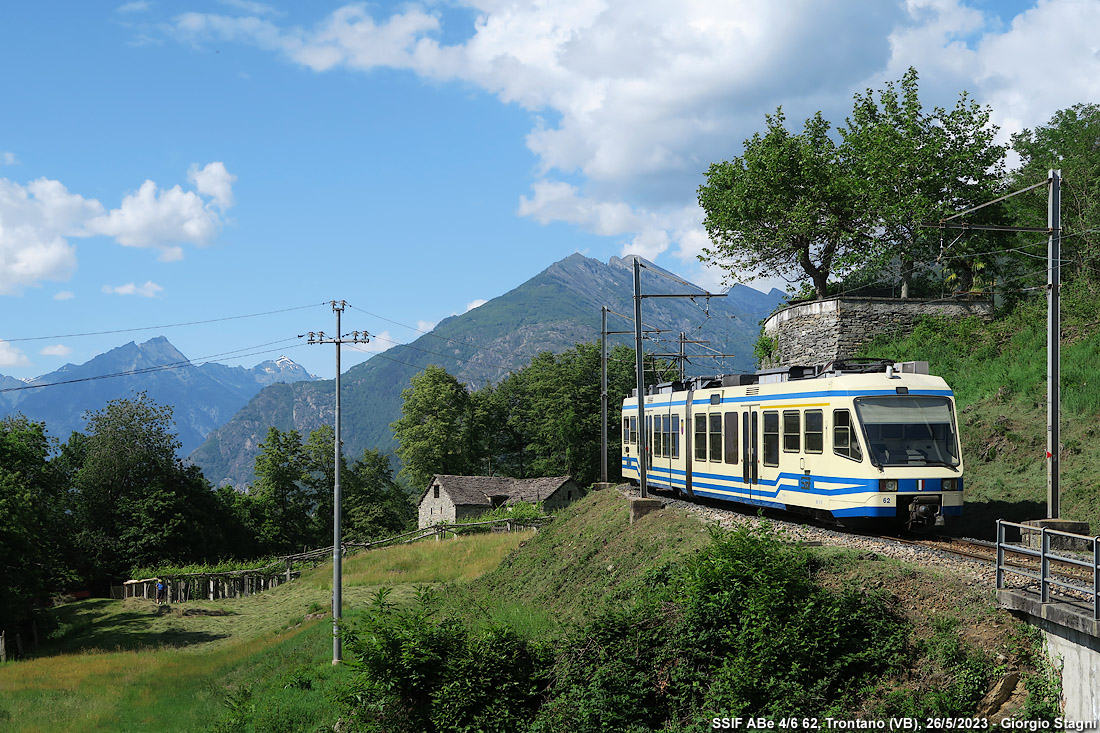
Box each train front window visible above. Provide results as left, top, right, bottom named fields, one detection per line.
left=854, top=396, right=960, bottom=467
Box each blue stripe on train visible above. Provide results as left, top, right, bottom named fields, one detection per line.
left=623, top=458, right=962, bottom=496
left=622, top=459, right=964, bottom=516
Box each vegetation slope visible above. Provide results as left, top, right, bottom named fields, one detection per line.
left=0, top=490, right=1060, bottom=732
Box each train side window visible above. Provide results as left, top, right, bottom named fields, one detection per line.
left=671, top=415, right=680, bottom=459
left=657, top=415, right=666, bottom=458
left=694, top=414, right=707, bottom=461
left=629, top=417, right=637, bottom=444
left=723, top=412, right=738, bottom=464
left=763, top=410, right=780, bottom=466
left=805, top=410, right=823, bottom=453
left=623, top=418, right=630, bottom=444
left=708, top=413, right=722, bottom=462
left=833, top=409, right=863, bottom=462
left=662, top=415, right=671, bottom=458
left=783, top=410, right=800, bottom=452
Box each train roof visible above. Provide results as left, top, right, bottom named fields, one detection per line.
left=632, top=359, right=935, bottom=398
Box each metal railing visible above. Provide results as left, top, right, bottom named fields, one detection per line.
left=996, top=519, right=1100, bottom=620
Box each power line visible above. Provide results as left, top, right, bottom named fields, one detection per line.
left=1, top=303, right=327, bottom=343
left=346, top=303, right=519, bottom=361
left=1, top=338, right=305, bottom=394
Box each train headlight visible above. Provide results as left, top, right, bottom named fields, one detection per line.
left=880, top=479, right=898, bottom=492
left=942, top=478, right=957, bottom=491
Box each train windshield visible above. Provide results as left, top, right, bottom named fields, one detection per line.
left=853, top=396, right=960, bottom=468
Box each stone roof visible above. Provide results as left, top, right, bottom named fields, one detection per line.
left=420, top=474, right=574, bottom=507
left=504, top=476, right=573, bottom=504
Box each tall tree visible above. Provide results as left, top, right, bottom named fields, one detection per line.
left=302, top=424, right=340, bottom=545
left=252, top=426, right=313, bottom=553
left=343, top=449, right=414, bottom=540
left=391, top=365, right=475, bottom=490
left=70, top=393, right=223, bottom=590
left=842, top=67, right=1007, bottom=296
left=698, top=109, right=869, bottom=298
left=1009, top=103, right=1100, bottom=277
left=0, top=416, right=74, bottom=631
left=478, top=343, right=667, bottom=485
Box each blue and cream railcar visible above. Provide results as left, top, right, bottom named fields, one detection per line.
left=621, top=361, right=963, bottom=527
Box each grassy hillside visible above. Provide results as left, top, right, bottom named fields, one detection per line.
left=0, top=491, right=1059, bottom=730
left=0, top=533, right=530, bottom=732
left=858, top=283, right=1100, bottom=537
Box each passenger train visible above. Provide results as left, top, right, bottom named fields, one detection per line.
left=621, top=359, right=963, bottom=528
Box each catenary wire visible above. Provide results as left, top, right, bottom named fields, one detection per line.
left=1, top=303, right=327, bottom=343
left=1, top=338, right=306, bottom=394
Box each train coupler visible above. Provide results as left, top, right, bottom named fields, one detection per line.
left=907, top=496, right=944, bottom=529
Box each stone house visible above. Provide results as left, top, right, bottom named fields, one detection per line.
left=417, top=475, right=580, bottom=528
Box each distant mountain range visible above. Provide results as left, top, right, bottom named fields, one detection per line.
left=0, top=337, right=319, bottom=454
left=190, top=254, right=786, bottom=488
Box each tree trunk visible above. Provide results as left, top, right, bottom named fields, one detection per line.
left=900, top=254, right=914, bottom=299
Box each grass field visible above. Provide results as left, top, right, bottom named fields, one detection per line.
left=0, top=531, right=532, bottom=732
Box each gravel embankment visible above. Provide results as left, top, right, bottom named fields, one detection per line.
left=617, top=485, right=998, bottom=586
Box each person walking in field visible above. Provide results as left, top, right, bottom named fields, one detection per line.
left=156, top=580, right=165, bottom=605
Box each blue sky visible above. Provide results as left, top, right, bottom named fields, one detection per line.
left=1, top=0, right=1096, bottom=380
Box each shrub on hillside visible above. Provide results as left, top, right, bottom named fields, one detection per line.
left=334, top=526, right=911, bottom=732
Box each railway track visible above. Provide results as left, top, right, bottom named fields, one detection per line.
left=628, top=484, right=1097, bottom=598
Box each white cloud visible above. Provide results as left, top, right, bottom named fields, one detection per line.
left=40, top=344, right=72, bottom=357
left=188, top=161, right=236, bottom=210
left=1, top=152, right=17, bottom=166
left=101, top=281, right=165, bottom=297
left=53, top=290, right=75, bottom=300
left=88, top=178, right=222, bottom=258
left=0, top=340, right=30, bottom=367
left=416, top=319, right=436, bottom=333
left=465, top=299, right=488, bottom=312
left=0, top=177, right=98, bottom=295
left=0, top=164, right=235, bottom=293
left=165, top=1, right=1100, bottom=281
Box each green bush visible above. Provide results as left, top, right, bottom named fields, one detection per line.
left=532, top=525, right=909, bottom=730
left=335, top=526, right=912, bottom=732
left=335, top=587, right=551, bottom=732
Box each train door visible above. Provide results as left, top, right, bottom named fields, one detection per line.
left=758, top=407, right=782, bottom=506
left=644, top=413, right=653, bottom=479
left=650, top=405, right=674, bottom=491
left=742, top=408, right=759, bottom=500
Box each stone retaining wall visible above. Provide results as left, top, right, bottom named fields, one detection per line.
left=761, top=296, right=994, bottom=367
